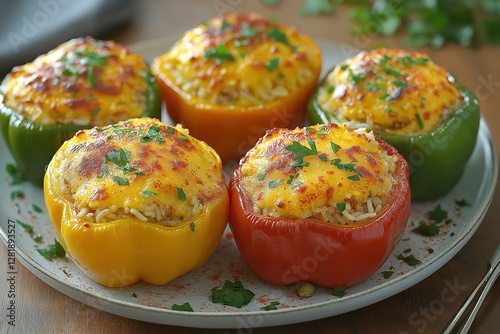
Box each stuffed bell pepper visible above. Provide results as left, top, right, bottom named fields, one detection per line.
left=44, top=118, right=229, bottom=287
left=0, top=36, right=161, bottom=186
left=308, top=48, right=480, bottom=200
left=152, top=12, right=322, bottom=162
left=229, top=122, right=410, bottom=288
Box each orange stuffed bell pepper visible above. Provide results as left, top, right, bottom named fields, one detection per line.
left=229, top=123, right=410, bottom=288
left=152, top=12, right=322, bottom=161
left=44, top=118, right=228, bottom=287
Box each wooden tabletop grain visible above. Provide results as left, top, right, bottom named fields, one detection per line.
left=1, top=1, right=500, bottom=333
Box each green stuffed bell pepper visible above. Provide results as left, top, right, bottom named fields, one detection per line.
left=0, top=36, right=161, bottom=186
left=308, top=48, right=480, bottom=201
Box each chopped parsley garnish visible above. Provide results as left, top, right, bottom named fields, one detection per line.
left=189, top=222, right=196, bottom=232
left=331, top=158, right=363, bottom=180
left=32, top=204, right=43, bottom=213
left=331, top=286, right=347, bottom=298
left=382, top=271, right=394, bottom=279
left=221, top=19, right=232, bottom=31
left=455, top=199, right=471, bottom=207
left=393, top=80, right=409, bottom=88
left=287, top=174, right=299, bottom=185
left=330, top=142, right=340, bottom=153
left=6, top=163, right=26, bottom=185
left=412, top=221, right=440, bottom=236
left=112, top=176, right=129, bottom=186
left=98, top=148, right=142, bottom=185
left=397, top=253, right=422, bottom=266
left=326, top=84, right=335, bottom=94
left=260, top=301, right=280, bottom=311
left=428, top=204, right=448, bottom=224
left=366, top=81, right=386, bottom=92
left=266, top=26, right=296, bottom=50
left=60, top=49, right=108, bottom=87
left=105, top=148, right=131, bottom=169
left=265, top=57, right=280, bottom=72
left=109, top=125, right=135, bottom=136
left=179, top=133, right=190, bottom=141
left=16, top=220, right=33, bottom=230
left=347, top=68, right=366, bottom=84
left=286, top=138, right=318, bottom=170
left=384, top=105, right=398, bottom=115
left=204, top=44, right=235, bottom=64
left=336, top=202, right=347, bottom=213
left=383, top=66, right=404, bottom=78
left=241, top=25, right=258, bottom=38
left=10, top=190, right=24, bottom=200
left=140, top=124, right=166, bottom=144
left=415, top=113, right=424, bottom=129
left=377, top=54, right=393, bottom=65
left=171, top=302, right=194, bottom=312
left=398, top=56, right=429, bottom=66
left=428, top=248, right=434, bottom=254
left=347, top=174, right=361, bottom=181
left=131, top=292, right=138, bottom=298
left=412, top=204, right=453, bottom=236
left=141, top=190, right=158, bottom=197
left=91, top=108, right=99, bottom=117
left=258, top=173, right=267, bottom=181
left=17, top=220, right=42, bottom=243
left=37, top=238, right=66, bottom=260
left=210, top=280, right=255, bottom=308
left=176, top=187, right=187, bottom=201
left=268, top=178, right=284, bottom=188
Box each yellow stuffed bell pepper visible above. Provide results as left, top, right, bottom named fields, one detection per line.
left=44, top=118, right=229, bottom=287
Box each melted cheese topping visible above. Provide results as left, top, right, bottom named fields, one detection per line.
left=1, top=37, right=150, bottom=125
left=239, top=123, right=398, bottom=224
left=46, top=118, right=226, bottom=225
left=155, top=12, right=321, bottom=107
left=317, top=48, right=463, bottom=135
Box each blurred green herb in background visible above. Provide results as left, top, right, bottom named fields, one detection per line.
left=261, top=0, right=500, bottom=48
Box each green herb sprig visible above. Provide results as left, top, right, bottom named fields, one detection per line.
left=412, top=204, right=450, bottom=236
left=262, top=0, right=500, bottom=48
left=60, top=49, right=108, bottom=87
left=204, top=44, right=236, bottom=64
left=17, top=220, right=42, bottom=243
left=210, top=280, right=255, bottom=308
left=171, top=302, right=194, bottom=312
left=37, top=239, right=66, bottom=260
left=6, top=163, right=26, bottom=185
left=97, top=148, right=143, bottom=185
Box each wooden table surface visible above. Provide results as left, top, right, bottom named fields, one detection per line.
left=1, top=1, right=500, bottom=333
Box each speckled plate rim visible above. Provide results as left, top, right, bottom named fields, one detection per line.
left=0, top=38, right=498, bottom=329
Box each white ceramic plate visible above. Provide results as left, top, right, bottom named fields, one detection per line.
left=0, top=39, right=497, bottom=329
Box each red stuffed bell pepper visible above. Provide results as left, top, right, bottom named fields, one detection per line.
left=229, top=123, right=410, bottom=288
